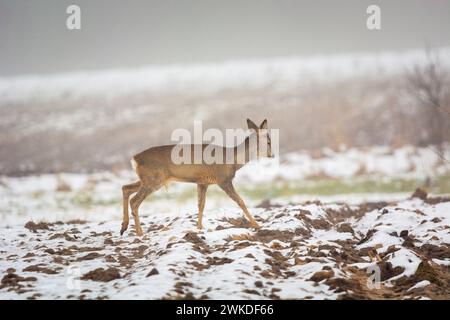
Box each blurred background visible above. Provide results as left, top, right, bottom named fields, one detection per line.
left=0, top=0, right=449, bottom=224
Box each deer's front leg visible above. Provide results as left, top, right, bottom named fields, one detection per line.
left=197, top=184, right=208, bottom=229
left=219, top=181, right=261, bottom=229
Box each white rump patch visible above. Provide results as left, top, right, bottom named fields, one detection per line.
left=130, top=158, right=138, bottom=171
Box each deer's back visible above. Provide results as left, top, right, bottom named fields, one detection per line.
left=132, top=144, right=236, bottom=184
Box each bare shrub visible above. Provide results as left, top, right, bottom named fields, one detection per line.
left=406, top=48, right=450, bottom=149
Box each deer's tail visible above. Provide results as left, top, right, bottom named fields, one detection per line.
left=130, top=158, right=138, bottom=172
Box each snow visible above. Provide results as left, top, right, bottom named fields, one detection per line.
left=388, top=248, right=422, bottom=279
left=238, top=144, right=450, bottom=182
left=408, top=280, right=431, bottom=291
left=0, top=144, right=449, bottom=299
left=0, top=194, right=448, bottom=299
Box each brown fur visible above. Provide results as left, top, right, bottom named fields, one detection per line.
left=121, top=119, right=272, bottom=236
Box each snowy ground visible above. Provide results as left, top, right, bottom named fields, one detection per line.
left=0, top=146, right=449, bottom=299
left=0, top=191, right=449, bottom=300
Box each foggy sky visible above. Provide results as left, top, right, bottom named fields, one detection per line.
left=1, top=0, right=450, bottom=76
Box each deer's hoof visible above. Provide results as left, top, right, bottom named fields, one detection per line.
left=197, top=224, right=203, bottom=230
left=120, top=223, right=128, bottom=236
left=251, top=222, right=261, bottom=229
left=135, top=229, right=144, bottom=237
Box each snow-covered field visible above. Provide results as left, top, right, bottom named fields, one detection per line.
left=0, top=193, right=449, bottom=299
left=0, top=146, right=449, bottom=299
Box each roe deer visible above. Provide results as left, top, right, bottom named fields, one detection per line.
left=121, top=119, right=273, bottom=236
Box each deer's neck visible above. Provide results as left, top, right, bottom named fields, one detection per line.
left=233, top=133, right=258, bottom=170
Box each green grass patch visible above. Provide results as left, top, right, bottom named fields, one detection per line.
left=239, top=175, right=450, bottom=199
left=68, top=174, right=450, bottom=208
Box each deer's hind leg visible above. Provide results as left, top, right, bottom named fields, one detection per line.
left=129, top=175, right=164, bottom=236
left=121, top=181, right=141, bottom=235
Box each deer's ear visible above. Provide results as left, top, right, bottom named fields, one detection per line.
left=260, top=119, right=268, bottom=129
left=247, top=119, right=258, bottom=130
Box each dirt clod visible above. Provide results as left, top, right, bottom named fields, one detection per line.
left=336, top=223, right=354, bottom=234
left=81, top=268, right=121, bottom=282
left=378, top=262, right=405, bottom=281
left=0, top=273, right=37, bottom=289
left=24, top=221, right=51, bottom=233
left=414, top=261, right=440, bottom=285
left=23, top=265, right=58, bottom=275
left=309, top=270, right=335, bottom=282
left=77, top=252, right=103, bottom=261
left=147, top=268, right=159, bottom=277
left=411, top=188, right=427, bottom=200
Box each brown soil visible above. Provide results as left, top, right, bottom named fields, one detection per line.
left=22, top=265, right=58, bottom=275
left=81, top=268, right=121, bottom=282
left=0, top=271, right=37, bottom=290
left=76, top=252, right=103, bottom=261
left=24, top=221, right=52, bottom=232
left=2, top=188, right=449, bottom=300
left=147, top=268, right=159, bottom=277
